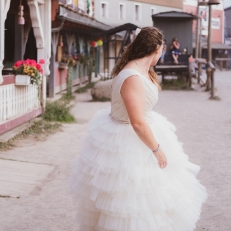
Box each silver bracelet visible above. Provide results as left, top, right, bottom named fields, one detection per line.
left=152, top=144, right=160, bottom=153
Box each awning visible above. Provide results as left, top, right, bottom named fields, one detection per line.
left=100, top=23, right=138, bottom=36
left=193, top=42, right=231, bottom=50
left=152, top=11, right=197, bottom=20
left=58, top=5, right=111, bottom=31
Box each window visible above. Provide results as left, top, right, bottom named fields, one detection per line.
left=101, top=2, right=108, bottom=18
left=134, top=4, right=141, bottom=21
left=73, top=0, right=78, bottom=6
left=119, top=3, right=125, bottom=20
left=151, top=7, right=156, bottom=16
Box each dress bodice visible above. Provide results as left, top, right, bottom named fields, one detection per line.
left=110, top=69, right=158, bottom=124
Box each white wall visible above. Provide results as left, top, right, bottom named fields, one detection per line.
left=94, top=0, right=182, bottom=28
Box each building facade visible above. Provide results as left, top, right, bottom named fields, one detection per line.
left=0, top=0, right=109, bottom=135
left=93, top=0, right=183, bottom=73
left=224, top=6, right=231, bottom=45
left=183, top=0, right=224, bottom=43
left=0, top=0, right=51, bottom=135
left=94, top=0, right=183, bottom=28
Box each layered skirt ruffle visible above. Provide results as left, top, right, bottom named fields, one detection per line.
left=69, top=108, right=207, bottom=231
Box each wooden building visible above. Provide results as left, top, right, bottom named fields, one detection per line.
left=0, top=0, right=110, bottom=135
left=0, top=0, right=51, bottom=135
left=49, top=1, right=110, bottom=97
left=152, top=11, right=197, bottom=55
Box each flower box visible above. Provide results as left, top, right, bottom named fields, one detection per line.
left=58, top=62, right=68, bottom=69
left=15, top=75, right=31, bottom=86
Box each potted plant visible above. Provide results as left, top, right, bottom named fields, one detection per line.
left=59, top=54, right=78, bottom=69
left=13, top=59, right=44, bottom=85
left=12, top=59, right=44, bottom=100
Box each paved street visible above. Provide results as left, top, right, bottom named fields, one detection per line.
left=0, top=70, right=231, bottom=231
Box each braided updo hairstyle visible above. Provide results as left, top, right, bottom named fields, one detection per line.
left=111, top=27, right=163, bottom=90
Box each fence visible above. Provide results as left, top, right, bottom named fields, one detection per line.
left=0, top=79, right=41, bottom=134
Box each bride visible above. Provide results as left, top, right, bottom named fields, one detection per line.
left=70, top=27, right=207, bottom=231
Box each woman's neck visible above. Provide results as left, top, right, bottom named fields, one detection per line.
left=134, top=57, right=152, bottom=76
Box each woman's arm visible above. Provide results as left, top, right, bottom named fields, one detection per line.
left=174, top=42, right=180, bottom=49
left=121, top=75, right=167, bottom=169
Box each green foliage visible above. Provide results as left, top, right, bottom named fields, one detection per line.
left=60, top=93, right=75, bottom=103
left=43, top=100, right=75, bottom=123
left=92, top=96, right=111, bottom=102
left=66, top=66, right=73, bottom=97
left=0, top=120, right=61, bottom=151
left=75, top=82, right=95, bottom=93
left=78, top=53, right=87, bottom=65
left=162, top=78, right=187, bottom=90
left=61, top=55, right=77, bottom=67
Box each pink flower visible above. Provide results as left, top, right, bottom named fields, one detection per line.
left=14, top=60, right=23, bottom=67
left=23, top=60, right=30, bottom=65
left=39, top=59, right=45, bottom=64
left=36, top=64, right=42, bottom=70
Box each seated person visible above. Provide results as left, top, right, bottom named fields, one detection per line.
left=160, top=39, right=167, bottom=64
left=170, top=38, right=181, bottom=64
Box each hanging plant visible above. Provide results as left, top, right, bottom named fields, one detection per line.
left=61, top=54, right=77, bottom=67
left=97, top=39, right=103, bottom=46
left=90, top=40, right=98, bottom=47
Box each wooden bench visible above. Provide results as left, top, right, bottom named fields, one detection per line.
left=214, top=58, right=231, bottom=71
left=154, top=54, right=190, bottom=86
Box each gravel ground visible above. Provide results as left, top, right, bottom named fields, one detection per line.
left=0, top=70, right=230, bottom=231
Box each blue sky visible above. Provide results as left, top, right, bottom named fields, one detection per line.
left=224, top=0, right=231, bottom=8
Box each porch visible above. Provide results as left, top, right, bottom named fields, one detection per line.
left=0, top=0, right=110, bottom=135
left=0, top=0, right=51, bottom=135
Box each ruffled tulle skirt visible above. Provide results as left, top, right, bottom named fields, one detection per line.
left=69, top=108, right=207, bottom=231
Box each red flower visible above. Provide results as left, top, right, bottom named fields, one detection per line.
left=36, top=64, right=42, bottom=70
left=39, top=59, right=45, bottom=64
left=14, top=60, right=23, bottom=67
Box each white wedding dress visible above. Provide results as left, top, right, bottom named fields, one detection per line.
left=70, top=69, right=207, bottom=231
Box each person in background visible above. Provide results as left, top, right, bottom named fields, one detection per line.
left=160, top=39, right=167, bottom=64
left=188, top=53, right=197, bottom=77
left=170, top=37, right=181, bottom=64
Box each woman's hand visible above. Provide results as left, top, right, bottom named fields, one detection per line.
left=154, top=149, right=167, bottom=169
left=121, top=74, right=167, bottom=169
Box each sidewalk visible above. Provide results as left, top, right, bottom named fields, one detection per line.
left=0, top=70, right=230, bottom=231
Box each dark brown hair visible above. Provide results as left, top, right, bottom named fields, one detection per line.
left=111, top=27, right=163, bottom=89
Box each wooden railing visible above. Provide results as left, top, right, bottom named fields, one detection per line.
left=0, top=83, right=40, bottom=124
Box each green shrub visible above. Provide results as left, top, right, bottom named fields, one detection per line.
left=43, top=100, right=75, bottom=123
left=162, top=78, right=187, bottom=90
left=75, top=82, right=95, bottom=93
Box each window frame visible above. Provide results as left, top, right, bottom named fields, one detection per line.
left=100, top=1, right=109, bottom=18
left=134, top=3, right=142, bottom=21
left=118, top=3, right=126, bottom=20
